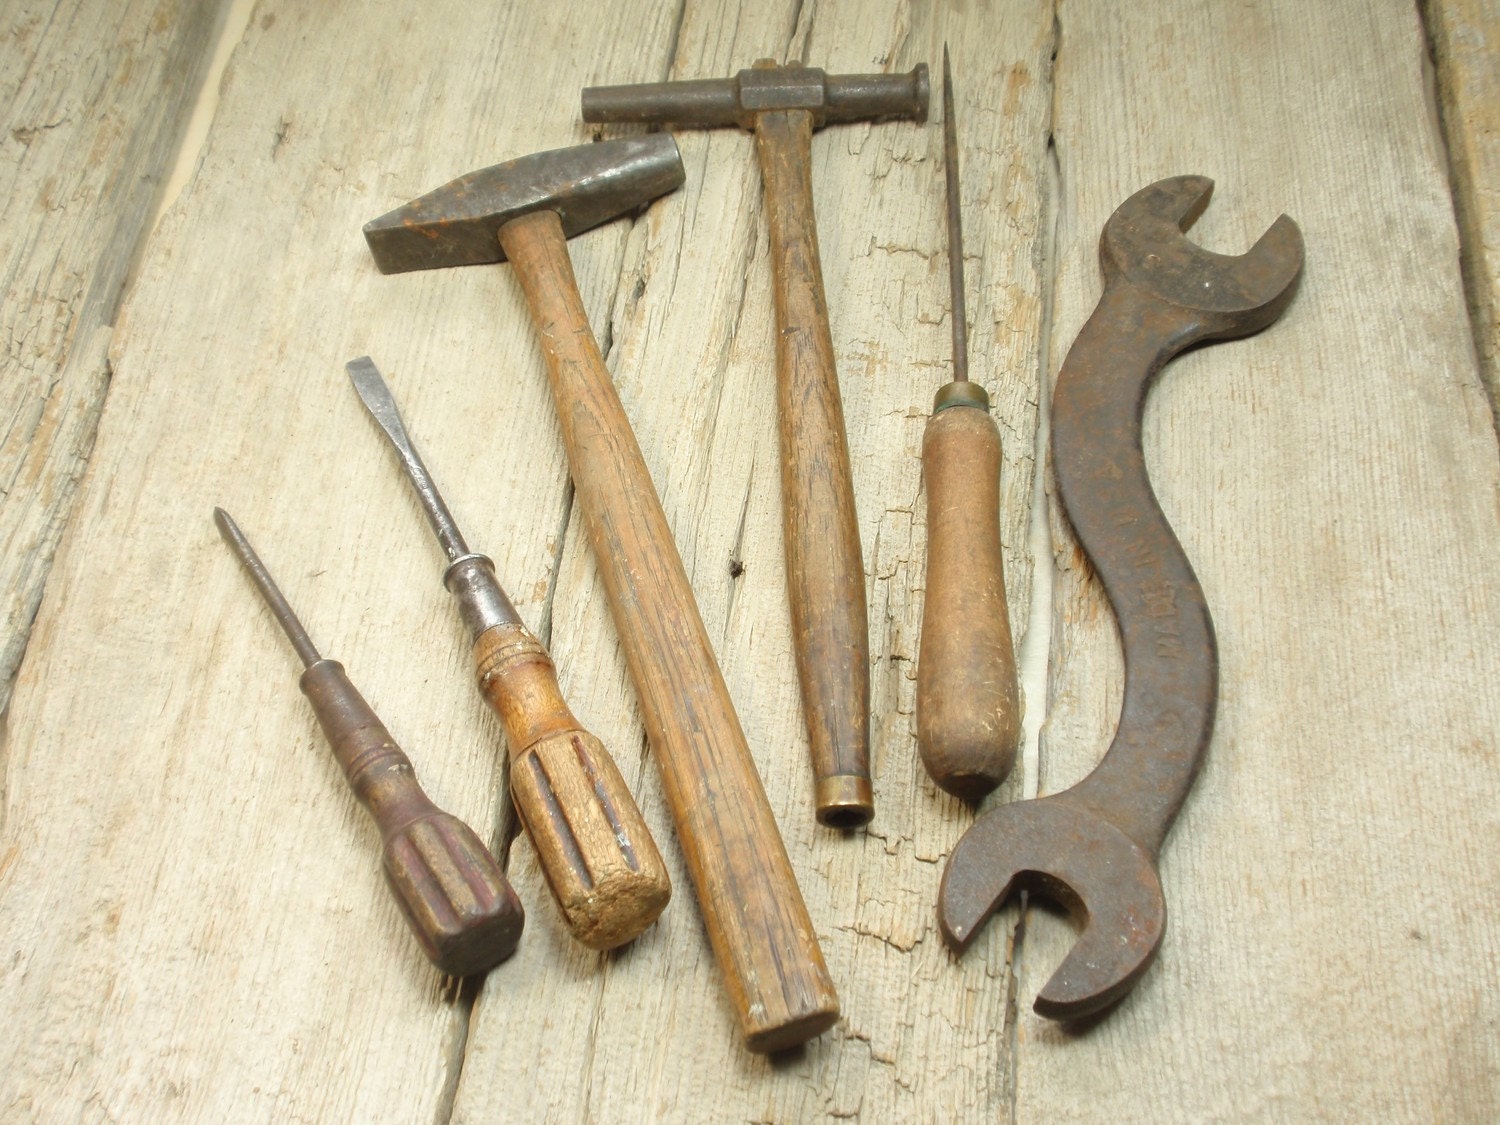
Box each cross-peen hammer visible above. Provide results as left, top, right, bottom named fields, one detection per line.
left=363, top=136, right=839, bottom=1052
left=583, top=61, right=930, bottom=829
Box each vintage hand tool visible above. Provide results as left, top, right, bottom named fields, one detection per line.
left=582, top=60, right=930, bottom=827
left=363, top=136, right=839, bottom=1051
left=938, top=176, right=1303, bottom=1019
left=915, top=49, right=1021, bottom=801
left=346, top=356, right=670, bottom=951
left=214, top=507, right=525, bottom=976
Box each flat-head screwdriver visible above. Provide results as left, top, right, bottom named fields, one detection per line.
left=214, top=507, right=524, bottom=975
left=914, top=49, right=1022, bottom=800
left=346, top=357, right=670, bottom=951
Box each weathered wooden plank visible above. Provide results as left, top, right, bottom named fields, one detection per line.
left=0, top=0, right=660, bottom=1117
left=452, top=0, right=1052, bottom=1119
left=1015, top=1, right=1500, bottom=1118
left=1427, top=0, right=1499, bottom=413
left=0, top=0, right=226, bottom=719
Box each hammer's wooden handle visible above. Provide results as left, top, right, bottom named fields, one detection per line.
left=754, top=109, right=873, bottom=828
left=474, top=622, right=670, bottom=951
left=497, top=209, right=839, bottom=1052
left=915, top=400, right=1021, bottom=800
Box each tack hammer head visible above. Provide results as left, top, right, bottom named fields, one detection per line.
left=582, top=61, right=929, bottom=131
left=1101, top=174, right=1304, bottom=336
left=364, top=135, right=685, bottom=274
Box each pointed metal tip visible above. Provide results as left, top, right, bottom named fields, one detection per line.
left=213, top=506, right=239, bottom=542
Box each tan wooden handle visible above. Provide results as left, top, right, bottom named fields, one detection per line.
left=496, top=208, right=839, bottom=1051
left=755, top=110, right=872, bottom=828
left=474, top=622, right=670, bottom=950
left=915, top=402, right=1021, bottom=800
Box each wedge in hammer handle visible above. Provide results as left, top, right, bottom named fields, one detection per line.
left=495, top=208, right=839, bottom=1052
left=756, top=110, right=873, bottom=828
left=915, top=397, right=1021, bottom=801
left=472, top=620, right=670, bottom=951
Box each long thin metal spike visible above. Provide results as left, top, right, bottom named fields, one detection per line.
left=346, top=356, right=470, bottom=564
left=214, top=507, right=322, bottom=669
left=943, top=44, right=969, bottom=383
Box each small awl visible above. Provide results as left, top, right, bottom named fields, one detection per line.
left=214, top=507, right=524, bottom=976
left=347, top=356, right=670, bottom=951
left=915, top=49, right=1022, bottom=801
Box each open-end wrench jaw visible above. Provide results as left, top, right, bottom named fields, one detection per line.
left=1102, top=174, right=1304, bottom=336
left=938, top=796, right=1166, bottom=1021
left=937, top=175, right=1303, bottom=1024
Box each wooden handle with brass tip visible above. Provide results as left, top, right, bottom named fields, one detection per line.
left=915, top=392, right=1021, bottom=801
left=473, top=621, right=670, bottom=951
left=497, top=208, right=839, bottom=1052
left=755, top=109, right=873, bottom=828
left=300, top=659, right=525, bottom=977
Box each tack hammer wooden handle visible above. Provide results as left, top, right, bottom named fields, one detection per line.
left=473, top=620, right=670, bottom=951
left=497, top=208, right=839, bottom=1052
left=754, top=110, right=873, bottom=828
left=915, top=397, right=1021, bottom=800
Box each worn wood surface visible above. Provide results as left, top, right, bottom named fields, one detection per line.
left=0, top=0, right=1495, bottom=1120
left=0, top=0, right=224, bottom=719
left=1427, top=0, right=1499, bottom=411
left=1029, top=1, right=1500, bottom=1119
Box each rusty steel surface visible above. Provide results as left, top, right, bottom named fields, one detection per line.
left=937, top=176, right=1304, bottom=1021
left=362, top=135, right=684, bottom=274
left=581, top=62, right=928, bottom=131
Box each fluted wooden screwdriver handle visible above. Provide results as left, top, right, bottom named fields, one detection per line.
left=473, top=622, right=670, bottom=950
left=300, top=659, right=525, bottom=976
left=497, top=208, right=839, bottom=1052
left=916, top=398, right=1021, bottom=800
left=755, top=110, right=873, bottom=828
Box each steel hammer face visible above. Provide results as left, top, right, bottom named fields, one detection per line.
left=363, top=135, right=685, bottom=274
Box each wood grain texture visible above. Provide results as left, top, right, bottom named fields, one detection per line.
left=453, top=1, right=1051, bottom=1119
left=0, top=0, right=224, bottom=718
left=916, top=402, right=1021, bottom=800
left=1426, top=0, right=1499, bottom=411
left=1018, top=0, right=1500, bottom=1118
left=496, top=206, right=838, bottom=1051
left=756, top=107, right=872, bottom=825
left=474, top=621, right=669, bottom=952
left=0, top=0, right=611, bottom=1116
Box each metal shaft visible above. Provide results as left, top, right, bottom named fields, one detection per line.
left=943, top=46, right=968, bottom=383
left=214, top=507, right=321, bottom=668
left=347, top=356, right=469, bottom=563
left=347, top=356, right=519, bottom=638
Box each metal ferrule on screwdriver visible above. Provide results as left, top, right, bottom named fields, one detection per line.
left=346, top=356, right=670, bottom=951
left=213, top=507, right=525, bottom=977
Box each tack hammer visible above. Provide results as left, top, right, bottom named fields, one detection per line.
left=583, top=61, right=930, bottom=828
left=363, top=136, right=838, bottom=1051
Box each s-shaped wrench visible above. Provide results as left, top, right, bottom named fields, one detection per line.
left=938, top=175, right=1303, bottom=1020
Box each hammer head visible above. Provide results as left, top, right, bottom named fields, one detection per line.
left=1101, top=174, right=1305, bottom=338
left=364, top=135, right=685, bottom=274
left=583, top=62, right=929, bottom=131
left=938, top=796, right=1166, bottom=1021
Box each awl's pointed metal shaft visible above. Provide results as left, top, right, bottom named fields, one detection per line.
left=943, top=45, right=969, bottom=384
